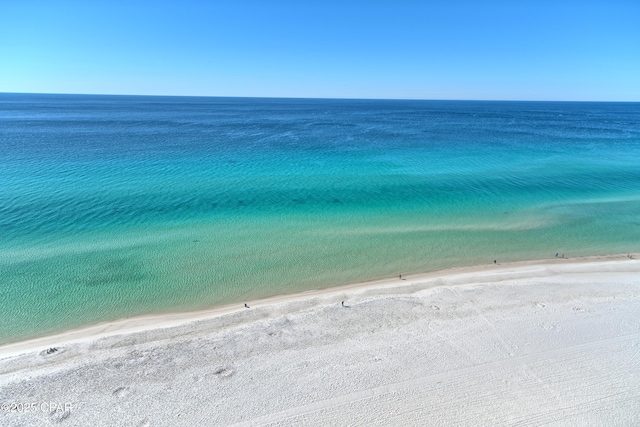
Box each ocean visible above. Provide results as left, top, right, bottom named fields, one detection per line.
left=1, top=94, right=639, bottom=344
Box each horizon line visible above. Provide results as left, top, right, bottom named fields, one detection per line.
left=1, top=91, right=639, bottom=104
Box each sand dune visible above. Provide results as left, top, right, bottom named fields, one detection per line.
left=1, top=255, right=639, bottom=426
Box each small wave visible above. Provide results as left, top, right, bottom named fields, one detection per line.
left=328, top=217, right=558, bottom=236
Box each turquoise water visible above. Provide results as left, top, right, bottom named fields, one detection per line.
left=1, top=94, right=639, bottom=344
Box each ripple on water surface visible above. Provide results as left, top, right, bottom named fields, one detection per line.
left=1, top=95, right=639, bottom=344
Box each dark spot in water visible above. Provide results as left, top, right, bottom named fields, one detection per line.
left=81, top=257, right=149, bottom=287
left=192, top=240, right=199, bottom=243
left=332, top=199, right=341, bottom=203
left=237, top=200, right=245, bottom=206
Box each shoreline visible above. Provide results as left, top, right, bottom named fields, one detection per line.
left=2, top=251, right=640, bottom=426
left=1, top=251, right=637, bottom=358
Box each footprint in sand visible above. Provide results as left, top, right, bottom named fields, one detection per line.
left=49, top=409, right=71, bottom=423
left=113, top=387, right=130, bottom=398
left=540, top=322, right=557, bottom=330
left=213, top=367, right=235, bottom=378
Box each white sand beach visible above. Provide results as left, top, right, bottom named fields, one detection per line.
left=1, top=255, right=639, bottom=426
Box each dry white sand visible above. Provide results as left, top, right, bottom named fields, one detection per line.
left=1, top=255, right=639, bottom=426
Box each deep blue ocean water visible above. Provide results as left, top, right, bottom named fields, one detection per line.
left=1, top=94, right=639, bottom=344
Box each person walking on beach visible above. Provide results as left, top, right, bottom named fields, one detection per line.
left=341, top=301, right=344, bottom=307
left=244, top=303, right=250, bottom=308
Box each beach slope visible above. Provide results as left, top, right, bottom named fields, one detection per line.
left=1, top=257, right=639, bottom=426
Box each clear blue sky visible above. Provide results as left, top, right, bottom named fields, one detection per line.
left=1, top=0, right=639, bottom=100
